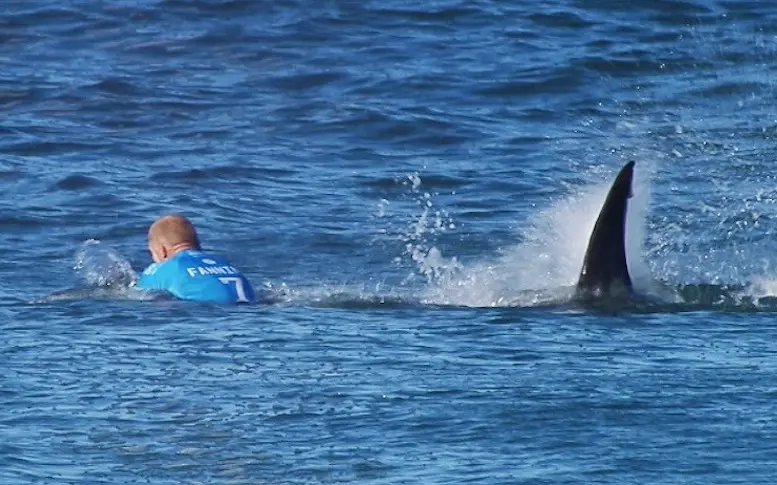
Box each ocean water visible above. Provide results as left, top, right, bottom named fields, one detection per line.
left=3, top=0, right=777, bottom=483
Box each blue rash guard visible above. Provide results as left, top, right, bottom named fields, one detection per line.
left=136, top=249, right=255, bottom=303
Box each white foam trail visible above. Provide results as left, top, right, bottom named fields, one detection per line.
left=257, top=280, right=415, bottom=307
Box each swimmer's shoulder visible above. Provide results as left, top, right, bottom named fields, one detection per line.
left=181, top=250, right=239, bottom=268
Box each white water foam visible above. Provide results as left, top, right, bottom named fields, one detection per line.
left=33, top=240, right=152, bottom=303
left=739, top=277, right=777, bottom=306
left=74, top=239, right=139, bottom=287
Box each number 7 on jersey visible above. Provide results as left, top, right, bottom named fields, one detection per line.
left=219, top=277, right=249, bottom=302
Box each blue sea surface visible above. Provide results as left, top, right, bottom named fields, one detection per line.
left=3, top=0, right=777, bottom=483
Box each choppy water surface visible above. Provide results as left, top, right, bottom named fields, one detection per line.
left=4, top=0, right=777, bottom=483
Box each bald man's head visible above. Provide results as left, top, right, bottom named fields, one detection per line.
left=147, top=214, right=201, bottom=263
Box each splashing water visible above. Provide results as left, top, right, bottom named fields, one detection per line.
left=74, top=239, right=139, bottom=288
left=402, top=195, right=459, bottom=285
left=413, top=162, right=661, bottom=307
left=42, top=165, right=777, bottom=310
left=32, top=240, right=152, bottom=303
left=371, top=172, right=459, bottom=286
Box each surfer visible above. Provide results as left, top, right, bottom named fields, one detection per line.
left=135, top=214, right=256, bottom=303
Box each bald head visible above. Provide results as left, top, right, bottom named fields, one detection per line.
left=147, top=214, right=201, bottom=262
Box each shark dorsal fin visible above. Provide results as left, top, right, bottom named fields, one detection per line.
left=575, top=161, right=635, bottom=300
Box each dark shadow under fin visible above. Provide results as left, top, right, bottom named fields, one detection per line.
left=575, top=161, right=635, bottom=301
